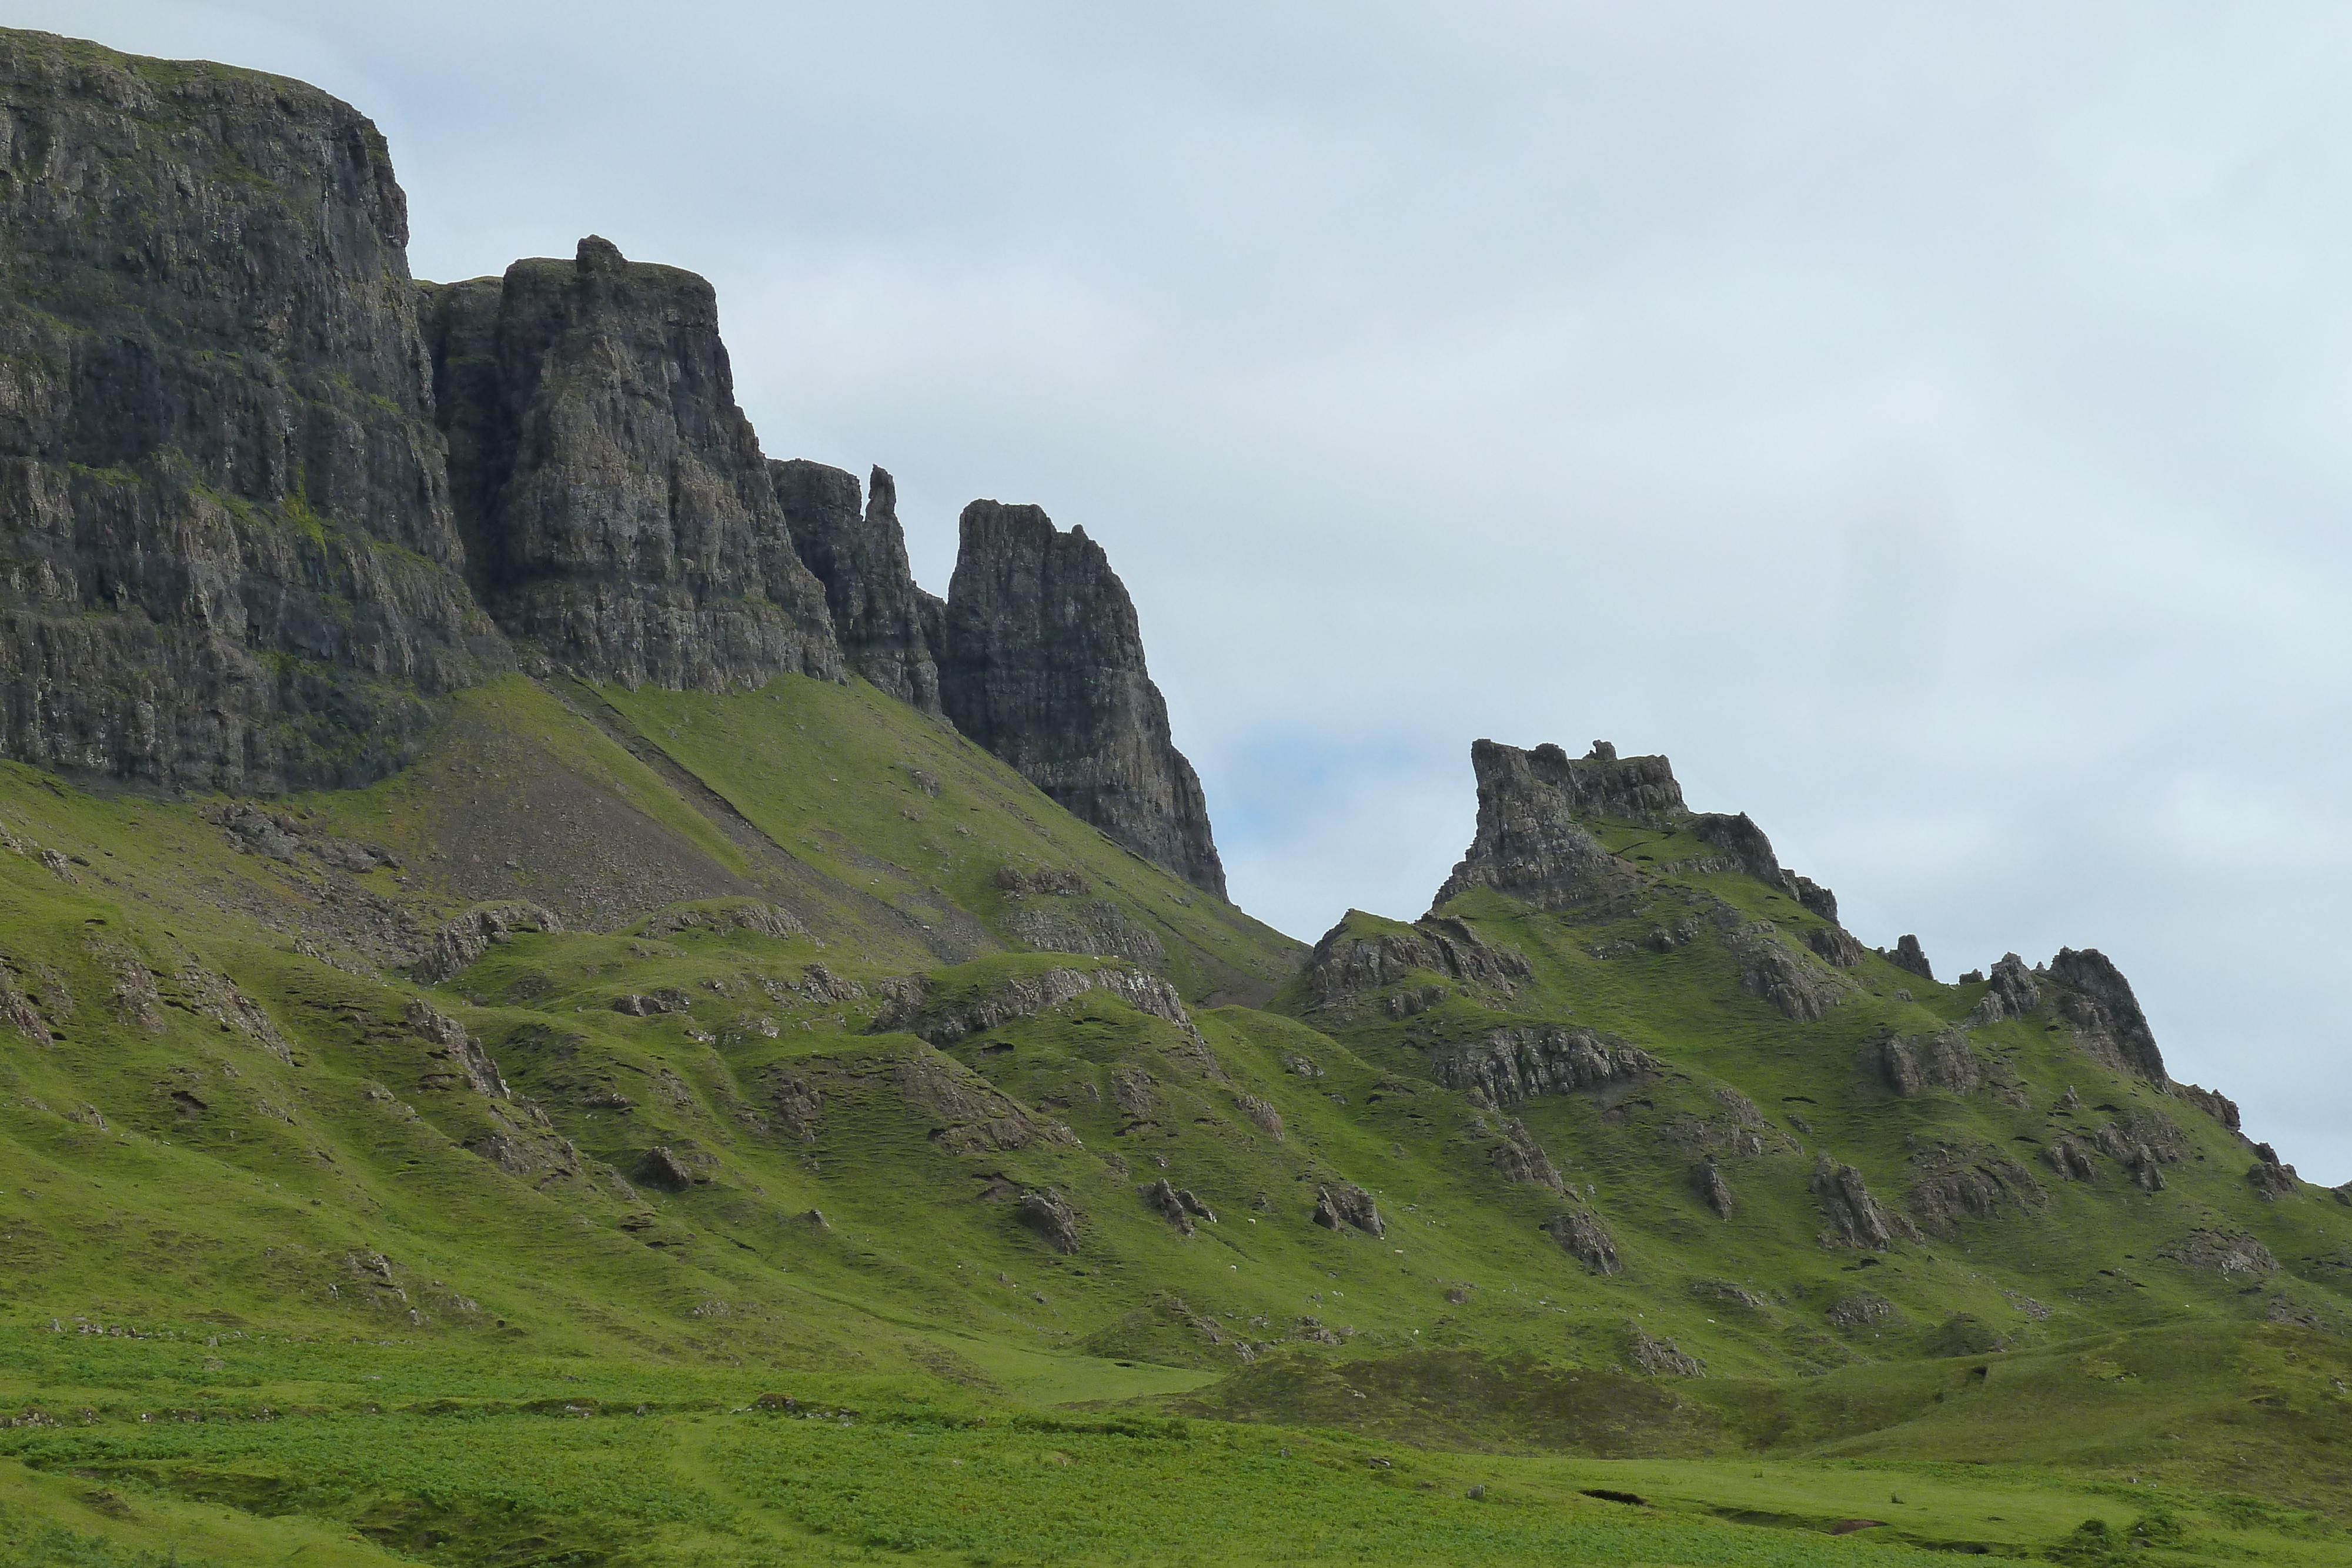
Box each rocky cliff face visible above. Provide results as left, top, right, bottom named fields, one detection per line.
left=422, top=238, right=840, bottom=691
left=1434, top=741, right=1681, bottom=911
left=939, top=501, right=1225, bottom=897
left=770, top=460, right=943, bottom=712
left=0, top=28, right=509, bottom=791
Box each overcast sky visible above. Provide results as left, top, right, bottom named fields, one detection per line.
left=18, top=1, right=2352, bottom=1180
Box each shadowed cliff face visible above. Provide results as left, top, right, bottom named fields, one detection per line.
left=770, top=459, right=944, bottom=713
left=0, top=28, right=510, bottom=791
left=940, top=501, right=1226, bottom=898
left=423, top=237, right=841, bottom=691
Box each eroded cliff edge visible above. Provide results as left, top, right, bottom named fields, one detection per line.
left=0, top=30, right=510, bottom=791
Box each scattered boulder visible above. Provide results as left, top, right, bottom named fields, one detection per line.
left=1311, top=1183, right=1385, bottom=1239
left=1867, top=1031, right=1980, bottom=1098
left=412, top=902, right=564, bottom=984
left=1627, top=1325, right=1702, bottom=1376
left=1233, top=1094, right=1284, bottom=1141
left=2157, top=1230, right=2277, bottom=1278
left=405, top=1001, right=508, bottom=1097
left=1015, top=1190, right=1082, bottom=1254
left=1812, top=1155, right=1912, bottom=1251
left=1694, top=1158, right=1735, bottom=1220
left=1489, top=1116, right=1564, bottom=1190
left=2248, top=1150, right=2301, bottom=1202
left=1141, top=1179, right=1201, bottom=1235
left=2044, top=1138, right=2098, bottom=1182
left=1826, top=1291, right=1897, bottom=1330
left=633, top=1146, right=698, bottom=1192
left=1544, top=1208, right=1622, bottom=1276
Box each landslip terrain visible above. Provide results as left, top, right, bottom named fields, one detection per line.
left=0, top=25, right=2348, bottom=1567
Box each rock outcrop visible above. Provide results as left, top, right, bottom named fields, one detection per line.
left=1015, top=1188, right=1082, bottom=1253
left=1429, top=1027, right=1659, bottom=1108
left=770, top=460, right=943, bottom=711
left=1886, top=935, right=1935, bottom=981
left=0, top=28, right=509, bottom=791
left=1311, top=1182, right=1384, bottom=1238
left=1432, top=741, right=1656, bottom=912
left=2047, top=947, right=2167, bottom=1084
left=938, top=501, right=1225, bottom=896
left=1967, top=953, right=2041, bottom=1025
left=1812, top=1155, right=1913, bottom=1251
left=1301, top=914, right=1532, bottom=1016
left=1867, top=1031, right=1980, bottom=1098
left=423, top=237, right=841, bottom=691
left=1546, top=1209, right=1624, bottom=1275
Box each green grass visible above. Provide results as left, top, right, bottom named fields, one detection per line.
left=1, top=673, right=2349, bottom=1562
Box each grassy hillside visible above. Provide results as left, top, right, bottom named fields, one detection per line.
left=1, top=680, right=2348, bottom=1564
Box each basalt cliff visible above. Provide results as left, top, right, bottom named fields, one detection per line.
left=0, top=26, right=1224, bottom=896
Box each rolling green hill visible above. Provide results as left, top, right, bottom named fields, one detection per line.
left=1, top=677, right=2348, bottom=1566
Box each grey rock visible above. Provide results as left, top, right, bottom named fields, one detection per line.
left=1728, top=924, right=1852, bottom=1022
left=1904, top=1141, right=2048, bottom=1235
left=938, top=500, right=1224, bottom=895
left=0, top=29, right=510, bottom=793
left=1545, top=1208, right=1623, bottom=1275
left=1966, top=954, right=2040, bottom=1025
left=894, top=1054, right=1073, bottom=1156
left=1488, top=1116, right=1564, bottom=1191
left=1826, top=1291, right=1897, bottom=1329
left=2047, top=947, right=2167, bottom=1084
left=1811, top=1154, right=1912, bottom=1251
left=1793, top=875, right=1839, bottom=923
left=404, top=1000, right=508, bottom=1098
left=1311, top=1182, right=1384, bottom=1238
left=1141, top=1178, right=1197, bottom=1236
left=2044, top=1138, right=2097, bottom=1182
left=1805, top=925, right=1866, bottom=967
left=1301, top=913, right=1532, bottom=1015
left=1429, top=1026, right=1659, bottom=1108
left=1627, top=1325, right=1702, bottom=1376
left=1868, top=1030, right=1980, bottom=1098
left=1432, top=740, right=1658, bottom=912
left=1232, top=1094, right=1284, bottom=1141
left=1887, top=935, right=1935, bottom=982
left=1015, top=1188, right=1081, bottom=1254
left=2157, top=1229, right=2277, bottom=1277
left=633, top=1146, right=697, bottom=1192
left=1695, top=1158, right=1735, bottom=1220
left=2248, top=1155, right=2300, bottom=1202
left=770, top=460, right=943, bottom=712
left=411, top=901, right=564, bottom=983
left=868, top=962, right=1195, bottom=1047
left=423, top=237, right=841, bottom=691
left=2171, top=1082, right=2241, bottom=1133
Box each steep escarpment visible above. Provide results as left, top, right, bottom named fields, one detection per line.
left=770, top=459, right=944, bottom=712
left=0, top=28, right=509, bottom=791
left=940, top=500, right=1226, bottom=897
left=422, top=237, right=841, bottom=691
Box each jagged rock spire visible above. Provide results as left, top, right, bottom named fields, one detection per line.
left=938, top=500, right=1226, bottom=898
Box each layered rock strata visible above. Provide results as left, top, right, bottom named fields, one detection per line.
left=422, top=237, right=841, bottom=690
left=0, top=28, right=509, bottom=790
left=770, top=460, right=943, bottom=711
left=939, top=501, right=1225, bottom=896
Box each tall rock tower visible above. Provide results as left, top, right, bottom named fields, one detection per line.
left=938, top=501, right=1226, bottom=898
